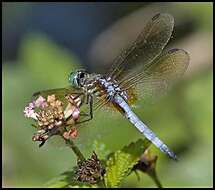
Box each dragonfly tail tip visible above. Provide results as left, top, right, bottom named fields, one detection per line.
left=170, top=152, right=178, bottom=161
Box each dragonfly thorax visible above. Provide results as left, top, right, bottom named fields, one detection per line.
left=97, top=77, right=128, bottom=101
left=69, top=70, right=128, bottom=101
left=76, top=73, right=128, bottom=102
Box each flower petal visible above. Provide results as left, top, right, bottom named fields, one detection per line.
left=63, top=128, right=78, bottom=139
left=72, top=108, right=80, bottom=120
left=35, top=96, right=48, bottom=108
left=23, top=107, right=38, bottom=120
left=47, top=94, right=56, bottom=103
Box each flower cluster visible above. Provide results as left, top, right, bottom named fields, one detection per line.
left=24, top=94, right=81, bottom=146
left=132, top=149, right=162, bottom=187
left=75, top=151, right=106, bottom=184
left=132, top=149, right=158, bottom=174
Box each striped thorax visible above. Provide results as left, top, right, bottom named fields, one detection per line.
left=68, top=70, right=128, bottom=101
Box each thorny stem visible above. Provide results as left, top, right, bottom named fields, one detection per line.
left=65, top=138, right=85, bottom=162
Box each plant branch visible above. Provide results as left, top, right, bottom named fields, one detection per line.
left=65, top=138, right=85, bottom=161
left=148, top=170, right=163, bottom=188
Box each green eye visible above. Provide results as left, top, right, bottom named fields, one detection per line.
left=68, top=72, right=79, bottom=88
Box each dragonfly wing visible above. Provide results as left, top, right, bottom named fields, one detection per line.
left=121, top=48, right=190, bottom=101
left=32, top=86, right=84, bottom=104
left=107, top=13, right=174, bottom=81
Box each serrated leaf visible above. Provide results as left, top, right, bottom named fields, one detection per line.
left=104, top=138, right=151, bottom=187
left=46, top=170, right=77, bottom=188
left=122, top=138, right=151, bottom=157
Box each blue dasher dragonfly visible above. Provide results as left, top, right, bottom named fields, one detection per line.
left=33, top=13, right=189, bottom=160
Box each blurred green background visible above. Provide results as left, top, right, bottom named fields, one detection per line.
left=3, top=2, right=213, bottom=188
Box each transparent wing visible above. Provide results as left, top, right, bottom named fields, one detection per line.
left=32, top=86, right=84, bottom=104
left=33, top=86, right=93, bottom=122
left=120, top=48, right=190, bottom=101
left=107, top=13, right=174, bottom=81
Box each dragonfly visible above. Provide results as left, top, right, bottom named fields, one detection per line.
left=33, top=13, right=189, bottom=160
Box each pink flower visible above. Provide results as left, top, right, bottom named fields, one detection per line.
left=28, top=102, right=35, bottom=109
left=72, top=108, right=80, bottom=120
left=35, top=96, right=48, bottom=108
left=47, top=94, right=56, bottom=103
left=23, top=102, right=38, bottom=120
left=63, top=128, right=78, bottom=139
left=64, top=104, right=80, bottom=120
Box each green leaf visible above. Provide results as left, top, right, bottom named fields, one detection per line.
left=46, top=170, right=76, bottom=188
left=104, top=138, right=151, bottom=187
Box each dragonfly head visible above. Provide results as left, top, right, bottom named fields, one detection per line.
left=68, top=70, right=88, bottom=88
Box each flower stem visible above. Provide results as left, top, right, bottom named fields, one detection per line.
left=148, top=170, right=163, bottom=188
left=65, top=139, right=85, bottom=161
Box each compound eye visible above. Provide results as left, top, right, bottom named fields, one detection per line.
left=68, top=71, right=80, bottom=88
left=79, top=71, right=85, bottom=79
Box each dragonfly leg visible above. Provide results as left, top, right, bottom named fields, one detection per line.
left=76, top=95, right=93, bottom=124
left=89, top=94, right=93, bottom=120
left=86, top=93, right=90, bottom=104
left=85, top=94, right=93, bottom=119
left=76, top=115, right=92, bottom=124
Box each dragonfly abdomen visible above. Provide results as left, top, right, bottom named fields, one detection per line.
left=113, top=94, right=177, bottom=160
